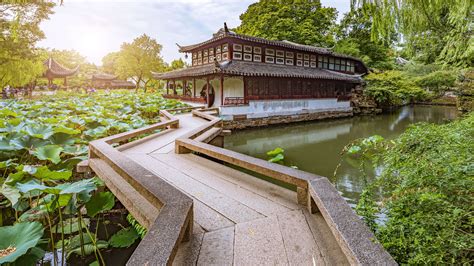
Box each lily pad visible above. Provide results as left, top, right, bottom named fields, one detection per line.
left=32, top=145, right=63, bottom=164
left=0, top=222, right=44, bottom=264
left=86, top=191, right=115, bottom=217
left=109, top=227, right=139, bottom=248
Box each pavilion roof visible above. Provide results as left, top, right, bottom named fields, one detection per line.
left=91, top=73, right=117, bottom=81
left=153, top=60, right=363, bottom=83
left=43, top=57, right=79, bottom=78
left=110, top=80, right=135, bottom=88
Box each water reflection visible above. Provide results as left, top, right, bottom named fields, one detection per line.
left=225, top=105, right=459, bottom=205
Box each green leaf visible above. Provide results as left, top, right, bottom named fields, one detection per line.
left=266, top=147, right=284, bottom=156
left=89, top=260, right=100, bottom=266
left=0, top=184, right=21, bottom=207
left=0, top=222, right=44, bottom=264
left=109, top=227, right=139, bottom=248
left=56, top=178, right=97, bottom=196
left=268, top=153, right=284, bottom=163
left=66, top=240, right=108, bottom=258
left=53, top=126, right=81, bottom=135
left=0, top=138, right=20, bottom=151
left=10, top=136, right=49, bottom=150
left=348, top=145, right=362, bottom=154
left=86, top=191, right=115, bottom=217
left=52, top=218, right=90, bottom=235
left=13, top=247, right=45, bottom=266
left=32, top=144, right=63, bottom=164
left=23, top=124, right=54, bottom=139
left=33, top=166, right=72, bottom=181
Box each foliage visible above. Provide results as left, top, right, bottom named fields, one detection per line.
left=236, top=0, right=337, bottom=47
left=266, top=147, right=285, bottom=163
left=126, top=214, right=147, bottom=239
left=345, top=113, right=474, bottom=264
left=0, top=222, right=44, bottom=264
left=0, top=91, right=188, bottom=264
left=85, top=191, right=115, bottom=217
left=0, top=2, right=54, bottom=88
left=352, top=0, right=473, bottom=67
left=364, top=71, right=429, bottom=106
left=114, top=34, right=166, bottom=91
left=416, top=70, right=457, bottom=93
left=108, top=227, right=140, bottom=248
left=334, top=7, right=395, bottom=70
left=166, top=58, right=186, bottom=71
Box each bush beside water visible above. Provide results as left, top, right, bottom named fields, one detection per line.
left=346, top=113, right=474, bottom=264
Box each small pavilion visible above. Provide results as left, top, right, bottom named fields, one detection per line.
left=91, top=73, right=136, bottom=89
left=43, top=57, right=79, bottom=88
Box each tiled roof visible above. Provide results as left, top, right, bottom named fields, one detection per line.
left=92, top=73, right=117, bottom=80
left=110, top=80, right=136, bottom=88
left=43, top=57, right=79, bottom=77
left=153, top=60, right=362, bottom=83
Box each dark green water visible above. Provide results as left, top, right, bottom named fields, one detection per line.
left=224, top=105, right=459, bottom=206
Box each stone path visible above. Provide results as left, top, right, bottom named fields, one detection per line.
left=118, top=113, right=348, bottom=265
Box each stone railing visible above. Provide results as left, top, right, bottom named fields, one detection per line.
left=175, top=108, right=397, bottom=265
left=80, top=106, right=200, bottom=265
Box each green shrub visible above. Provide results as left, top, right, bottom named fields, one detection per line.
left=416, top=70, right=457, bottom=93
left=346, top=113, right=474, bottom=264
left=364, top=71, right=429, bottom=106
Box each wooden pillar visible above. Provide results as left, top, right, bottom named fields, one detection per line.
left=220, top=75, right=224, bottom=106
left=243, top=76, right=248, bottom=104
left=183, top=80, right=186, bottom=95
left=64, top=77, right=67, bottom=87
left=166, top=80, right=169, bottom=95
left=173, top=80, right=176, bottom=95
left=193, top=78, right=196, bottom=98
left=206, top=77, right=210, bottom=108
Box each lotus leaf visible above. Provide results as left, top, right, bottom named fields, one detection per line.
left=32, top=145, right=63, bottom=164
left=52, top=217, right=90, bottom=234
left=0, top=222, right=44, bottom=264
left=24, top=124, right=54, bottom=139
left=10, top=136, right=50, bottom=150
left=86, top=191, right=115, bottom=217
left=54, top=126, right=81, bottom=135
left=109, top=227, right=139, bottom=248
left=33, top=166, right=72, bottom=181
left=266, top=147, right=284, bottom=156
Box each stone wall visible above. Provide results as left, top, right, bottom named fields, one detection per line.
left=350, top=85, right=381, bottom=115
left=223, top=109, right=353, bottom=130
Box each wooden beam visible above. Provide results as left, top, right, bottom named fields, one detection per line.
left=220, top=75, right=224, bottom=106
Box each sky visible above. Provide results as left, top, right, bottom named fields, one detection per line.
left=37, top=0, right=351, bottom=66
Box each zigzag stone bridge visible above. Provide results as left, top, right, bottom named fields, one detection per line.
left=78, top=107, right=396, bottom=265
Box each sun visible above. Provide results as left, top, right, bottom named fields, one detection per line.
left=75, top=30, right=109, bottom=64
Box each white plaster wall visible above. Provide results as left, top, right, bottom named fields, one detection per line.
left=220, top=98, right=351, bottom=120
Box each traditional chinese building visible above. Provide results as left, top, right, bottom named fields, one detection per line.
left=43, top=57, right=79, bottom=88
left=154, top=24, right=368, bottom=126
left=91, top=73, right=136, bottom=89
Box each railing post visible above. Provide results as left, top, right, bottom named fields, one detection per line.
left=296, top=186, right=308, bottom=206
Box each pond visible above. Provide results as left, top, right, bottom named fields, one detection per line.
left=224, top=105, right=459, bottom=206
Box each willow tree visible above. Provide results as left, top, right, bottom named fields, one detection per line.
left=352, top=0, right=473, bottom=67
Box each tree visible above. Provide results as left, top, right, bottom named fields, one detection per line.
left=351, top=0, right=473, bottom=67
left=0, top=2, right=55, bottom=89
left=236, top=0, right=337, bottom=47
left=334, top=8, right=395, bottom=69
left=167, top=58, right=186, bottom=71
left=114, top=34, right=165, bottom=92
left=101, top=51, right=120, bottom=74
